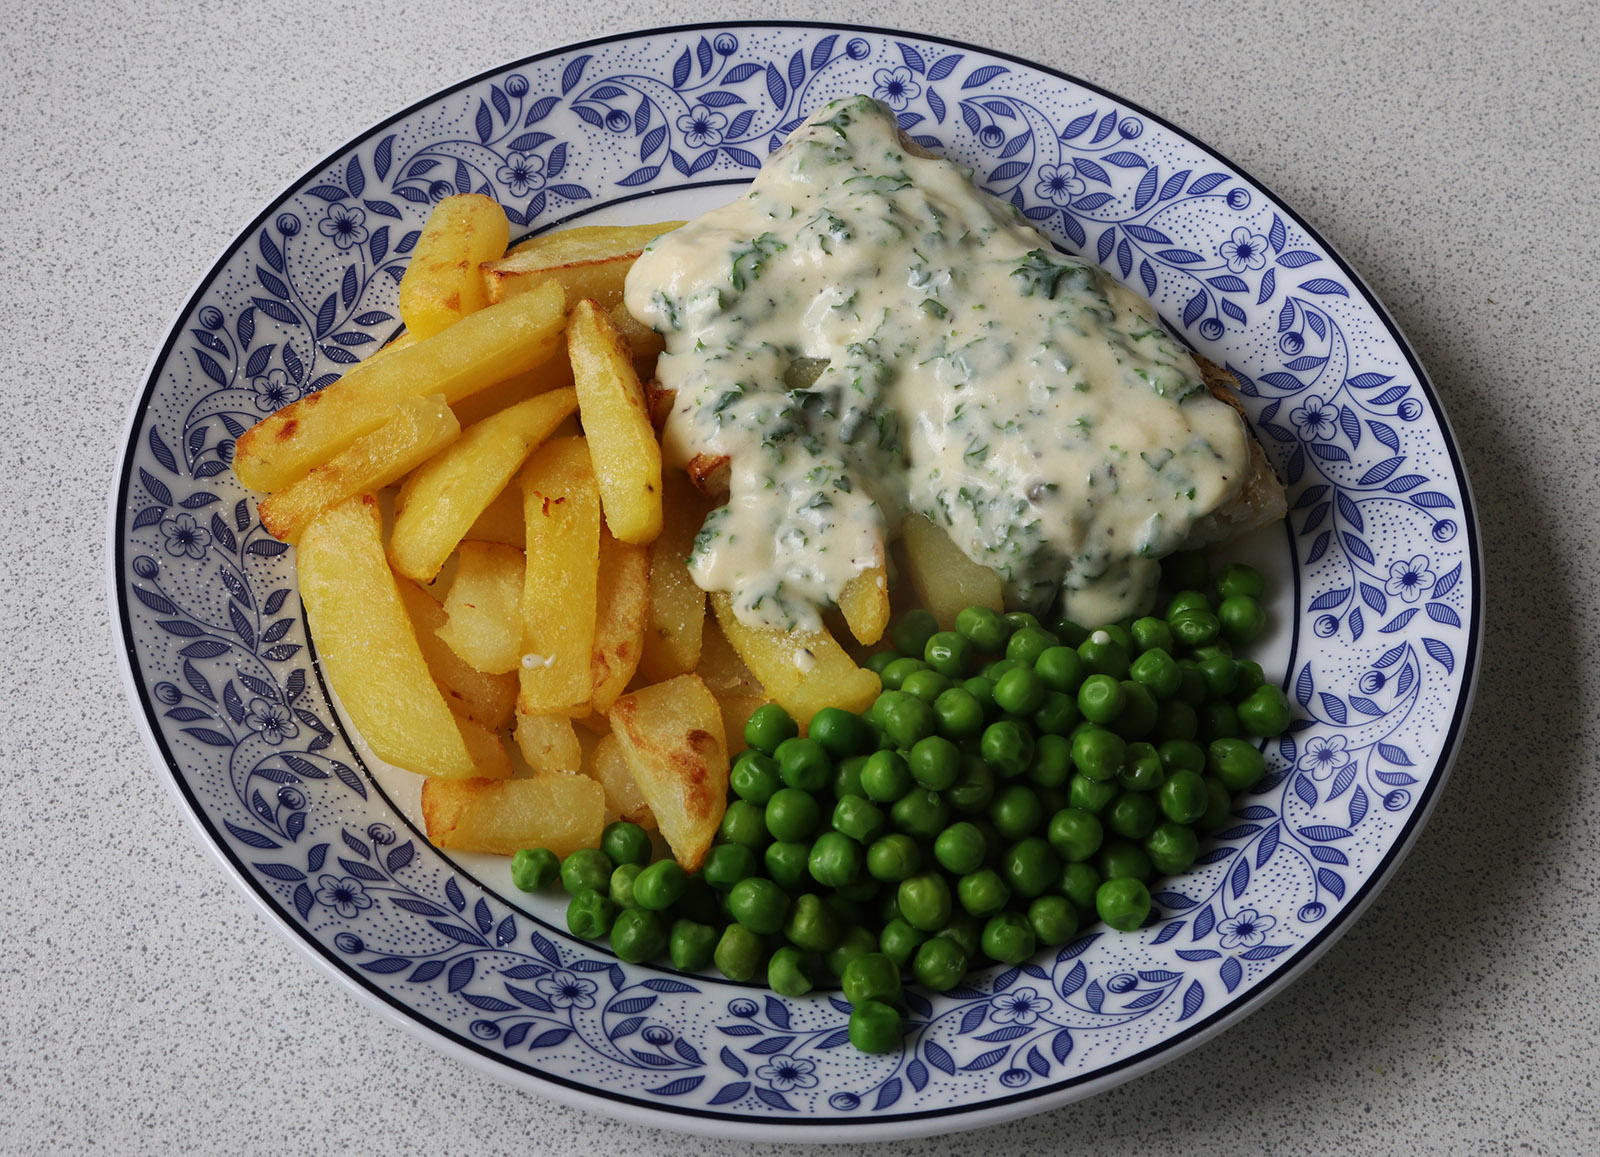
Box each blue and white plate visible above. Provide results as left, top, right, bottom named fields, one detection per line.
left=109, top=23, right=1481, bottom=1140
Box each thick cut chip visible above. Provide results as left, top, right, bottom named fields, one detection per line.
left=395, top=578, right=517, bottom=730
left=450, top=352, right=575, bottom=429
left=588, top=733, right=655, bottom=829
left=421, top=774, right=604, bottom=856
left=296, top=495, right=487, bottom=779
left=608, top=674, right=727, bottom=871
left=695, top=618, right=763, bottom=698
left=900, top=513, right=1004, bottom=629
left=235, top=280, right=566, bottom=491
left=610, top=302, right=665, bottom=371
left=258, top=394, right=459, bottom=544
left=591, top=528, right=649, bottom=714
left=513, top=712, right=582, bottom=773
left=398, top=194, right=511, bottom=339
left=837, top=553, right=890, bottom=647
left=718, top=693, right=767, bottom=758
left=482, top=222, right=686, bottom=311
left=437, top=542, right=525, bottom=675
left=568, top=300, right=663, bottom=544
left=463, top=483, right=524, bottom=547
left=389, top=387, right=577, bottom=581
left=517, top=436, right=600, bottom=715
left=637, top=471, right=709, bottom=683
left=710, top=592, right=880, bottom=727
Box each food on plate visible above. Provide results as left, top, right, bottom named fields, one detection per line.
left=626, top=94, right=1282, bottom=637
left=481, top=220, right=685, bottom=311
left=398, top=193, right=512, bottom=339
left=437, top=541, right=526, bottom=675
left=421, top=773, right=605, bottom=857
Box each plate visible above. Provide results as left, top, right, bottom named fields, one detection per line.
left=109, top=22, right=1481, bottom=1140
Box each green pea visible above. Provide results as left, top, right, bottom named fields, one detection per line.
left=765, top=787, right=821, bottom=842
left=865, top=832, right=922, bottom=882
left=1197, top=699, right=1240, bottom=743
left=900, top=668, right=953, bottom=704
left=1117, top=742, right=1165, bottom=792
left=1058, top=861, right=1103, bottom=914
left=1098, top=838, right=1153, bottom=883
left=1130, top=616, right=1175, bottom=654
left=990, top=784, right=1044, bottom=841
left=832, top=795, right=887, bottom=844
left=1029, top=733, right=1074, bottom=788
left=864, top=650, right=900, bottom=675
left=1130, top=647, right=1182, bottom=699
left=1197, top=652, right=1239, bottom=698
left=1003, top=836, right=1061, bottom=898
left=833, top=755, right=866, bottom=800
left=668, top=918, right=718, bottom=971
left=880, top=917, right=928, bottom=969
left=610, top=907, right=667, bottom=963
left=946, top=756, right=997, bottom=815
left=1031, top=690, right=1080, bottom=736
left=912, top=936, right=968, bottom=991
left=601, top=821, right=652, bottom=868
left=1006, top=626, right=1057, bottom=667
left=1171, top=609, right=1221, bottom=648
left=633, top=860, right=687, bottom=911
left=714, top=923, right=766, bottom=981
left=1233, top=659, right=1267, bottom=699
left=892, top=609, right=940, bottom=660
left=848, top=999, right=903, bottom=1054
left=774, top=737, right=831, bottom=792
left=701, top=843, right=758, bottom=892
left=1097, top=877, right=1152, bottom=931
left=880, top=657, right=927, bottom=691
left=763, top=839, right=811, bottom=891
left=1028, top=895, right=1080, bottom=946
left=1068, top=772, right=1119, bottom=815
left=566, top=887, right=620, bottom=939
left=842, top=952, right=902, bottom=1005
left=810, top=706, right=870, bottom=759
left=891, top=788, right=950, bottom=840
left=1077, top=673, right=1125, bottom=724
left=728, top=877, right=792, bottom=936
left=561, top=848, right=614, bottom=896
left=860, top=749, right=912, bottom=802
left=1159, top=738, right=1207, bottom=775
left=1071, top=727, right=1125, bottom=782
left=719, top=799, right=771, bottom=850
left=981, top=719, right=1034, bottom=778
left=783, top=892, right=841, bottom=953
left=1200, top=775, right=1234, bottom=832
left=924, top=631, right=973, bottom=679
left=956, top=605, right=1011, bottom=652
left=767, top=945, right=815, bottom=997
left=1166, top=588, right=1212, bottom=619
left=1078, top=632, right=1131, bottom=680
left=981, top=911, right=1037, bottom=964
left=730, top=750, right=782, bottom=804
left=1106, top=791, right=1159, bottom=841
left=1158, top=769, right=1209, bottom=824
left=1209, top=738, right=1267, bottom=791
left=882, top=693, right=937, bottom=749
left=1175, top=661, right=1209, bottom=706
left=982, top=657, right=1020, bottom=681
left=934, top=821, right=987, bottom=875
left=957, top=868, right=1011, bottom=917
left=898, top=873, right=953, bottom=932
left=1004, top=611, right=1043, bottom=634
left=1216, top=562, right=1265, bottom=600
left=1145, top=820, right=1200, bottom=875
left=1155, top=698, right=1198, bottom=742
left=745, top=703, right=799, bottom=755
left=803, top=830, right=861, bottom=888
left=1047, top=807, right=1103, bottom=862
left=962, top=674, right=999, bottom=717
left=909, top=735, right=961, bottom=790
left=1050, top=615, right=1090, bottom=648
left=1034, top=646, right=1084, bottom=694
left=937, top=912, right=984, bottom=959
left=823, top=925, right=878, bottom=980
left=993, top=667, right=1046, bottom=716
left=933, top=687, right=986, bottom=739
left=510, top=847, right=559, bottom=892
left=609, top=863, right=642, bottom=909
left=1237, top=685, right=1292, bottom=736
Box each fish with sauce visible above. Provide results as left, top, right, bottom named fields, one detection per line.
left=626, top=94, right=1283, bottom=632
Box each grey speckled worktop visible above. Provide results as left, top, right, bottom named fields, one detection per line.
left=4, top=0, right=1597, bottom=1152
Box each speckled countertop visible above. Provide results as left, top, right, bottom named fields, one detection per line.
left=5, top=0, right=1598, bottom=1152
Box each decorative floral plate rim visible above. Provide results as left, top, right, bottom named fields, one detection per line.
left=109, top=21, right=1482, bottom=1141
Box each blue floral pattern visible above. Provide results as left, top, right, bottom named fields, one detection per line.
left=113, top=24, right=1478, bottom=1132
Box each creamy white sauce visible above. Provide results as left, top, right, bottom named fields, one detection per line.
left=625, top=95, right=1249, bottom=631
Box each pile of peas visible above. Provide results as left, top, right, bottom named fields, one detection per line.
left=510, top=552, right=1291, bottom=1056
